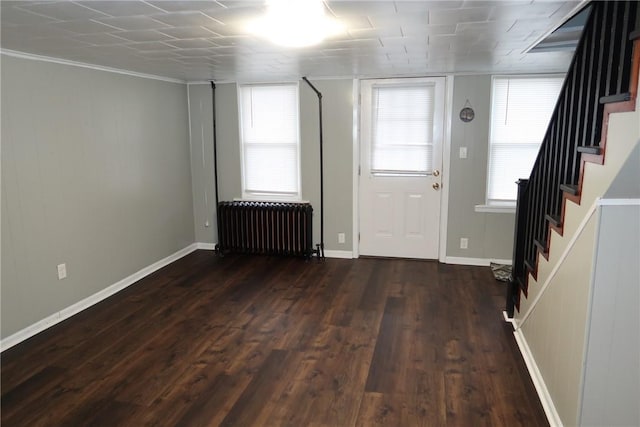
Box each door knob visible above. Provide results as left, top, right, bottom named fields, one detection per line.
left=433, top=169, right=440, bottom=177
left=432, top=183, right=440, bottom=190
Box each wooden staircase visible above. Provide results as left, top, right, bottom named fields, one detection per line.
left=507, top=1, right=640, bottom=316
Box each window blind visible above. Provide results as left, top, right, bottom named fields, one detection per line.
left=370, top=84, right=435, bottom=174
left=488, top=76, right=564, bottom=203
left=239, top=84, right=300, bottom=198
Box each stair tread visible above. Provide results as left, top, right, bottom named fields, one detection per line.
left=560, top=183, right=579, bottom=195
left=546, top=214, right=562, bottom=227
left=577, top=145, right=602, bottom=155
left=600, top=92, right=631, bottom=104
left=524, top=259, right=535, bottom=271
left=534, top=239, right=548, bottom=251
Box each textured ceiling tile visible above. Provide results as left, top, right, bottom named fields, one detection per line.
left=429, top=7, right=492, bottom=25
left=138, top=50, right=185, bottom=59
left=175, top=47, right=219, bottom=57
left=75, top=1, right=165, bottom=17
left=18, top=2, right=108, bottom=21
left=0, top=0, right=579, bottom=81
left=394, top=1, right=461, bottom=13
left=369, top=14, right=426, bottom=30
left=208, top=36, right=251, bottom=47
left=327, top=1, right=397, bottom=17
left=0, top=5, right=61, bottom=26
left=127, top=41, right=177, bottom=51
left=157, top=26, right=219, bottom=39
left=49, top=19, right=123, bottom=34
left=200, top=21, right=249, bottom=37
left=215, top=1, right=264, bottom=9
left=405, top=24, right=456, bottom=36
left=74, top=33, right=130, bottom=45
left=151, top=11, right=222, bottom=27
left=348, top=26, right=402, bottom=39
left=164, top=38, right=219, bottom=49
left=96, top=16, right=170, bottom=31
left=146, top=1, right=224, bottom=13
left=5, top=23, right=75, bottom=39
left=114, top=30, right=175, bottom=42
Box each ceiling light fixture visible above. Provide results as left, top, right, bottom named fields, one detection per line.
left=247, top=0, right=344, bottom=48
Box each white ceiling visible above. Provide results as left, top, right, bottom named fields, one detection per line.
left=0, top=1, right=581, bottom=82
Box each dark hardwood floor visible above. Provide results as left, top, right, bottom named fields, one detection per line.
left=1, top=251, right=548, bottom=426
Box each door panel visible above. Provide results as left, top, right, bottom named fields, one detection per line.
left=373, top=192, right=393, bottom=237
left=359, top=77, right=445, bottom=259
left=404, top=193, right=424, bottom=238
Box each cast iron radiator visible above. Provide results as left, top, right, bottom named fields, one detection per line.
left=217, top=201, right=313, bottom=257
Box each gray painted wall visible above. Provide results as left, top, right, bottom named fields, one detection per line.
left=580, top=204, right=640, bottom=427
left=300, top=79, right=354, bottom=250
left=604, top=140, right=640, bottom=198
left=189, top=80, right=354, bottom=251
left=188, top=84, right=216, bottom=243
left=447, top=75, right=515, bottom=259
left=1, top=55, right=194, bottom=338
left=189, top=76, right=515, bottom=259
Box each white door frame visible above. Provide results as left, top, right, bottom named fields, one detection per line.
left=352, top=75, right=454, bottom=261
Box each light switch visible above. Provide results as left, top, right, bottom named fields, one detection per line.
left=459, top=147, right=468, bottom=159
left=57, top=263, right=67, bottom=280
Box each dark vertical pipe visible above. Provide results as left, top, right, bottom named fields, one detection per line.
left=211, top=81, right=221, bottom=251
left=302, top=76, right=325, bottom=259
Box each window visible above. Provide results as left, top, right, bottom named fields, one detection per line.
left=370, top=83, right=436, bottom=175
left=487, top=75, right=564, bottom=205
left=238, top=83, right=300, bottom=200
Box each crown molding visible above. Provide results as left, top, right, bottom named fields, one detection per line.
left=1, top=49, right=186, bottom=84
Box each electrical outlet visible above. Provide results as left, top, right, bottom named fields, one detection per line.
left=460, top=238, right=468, bottom=249
left=338, top=233, right=345, bottom=244
left=57, top=263, right=67, bottom=280
left=459, top=147, right=468, bottom=159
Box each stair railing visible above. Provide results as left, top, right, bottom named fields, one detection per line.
left=507, top=0, right=639, bottom=316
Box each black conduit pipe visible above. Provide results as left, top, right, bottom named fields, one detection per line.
left=211, top=81, right=221, bottom=253
left=302, top=77, right=325, bottom=260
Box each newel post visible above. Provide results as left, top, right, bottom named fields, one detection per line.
left=506, top=179, right=529, bottom=318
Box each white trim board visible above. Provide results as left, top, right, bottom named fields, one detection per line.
left=438, top=75, right=455, bottom=263
left=324, top=250, right=354, bottom=259
left=597, top=198, right=640, bottom=206
left=195, top=244, right=353, bottom=259
left=444, top=256, right=512, bottom=266
left=0, top=243, right=200, bottom=352
left=352, top=78, right=361, bottom=259
left=513, top=328, right=564, bottom=427
left=196, top=242, right=217, bottom=250
left=1, top=49, right=185, bottom=84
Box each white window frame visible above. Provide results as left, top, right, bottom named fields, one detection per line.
left=478, top=74, right=564, bottom=212
left=237, top=82, right=301, bottom=202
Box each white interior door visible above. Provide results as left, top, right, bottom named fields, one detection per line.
left=359, top=77, right=445, bottom=259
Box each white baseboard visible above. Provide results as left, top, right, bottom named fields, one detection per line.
left=0, top=243, right=200, bottom=352
left=444, top=256, right=512, bottom=266
left=513, top=328, right=563, bottom=427
left=324, top=250, right=354, bottom=259
left=503, top=310, right=515, bottom=324
left=194, top=244, right=353, bottom=259
left=196, top=242, right=217, bottom=250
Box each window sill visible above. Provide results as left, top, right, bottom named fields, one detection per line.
left=474, top=204, right=516, bottom=214
left=234, top=197, right=309, bottom=204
